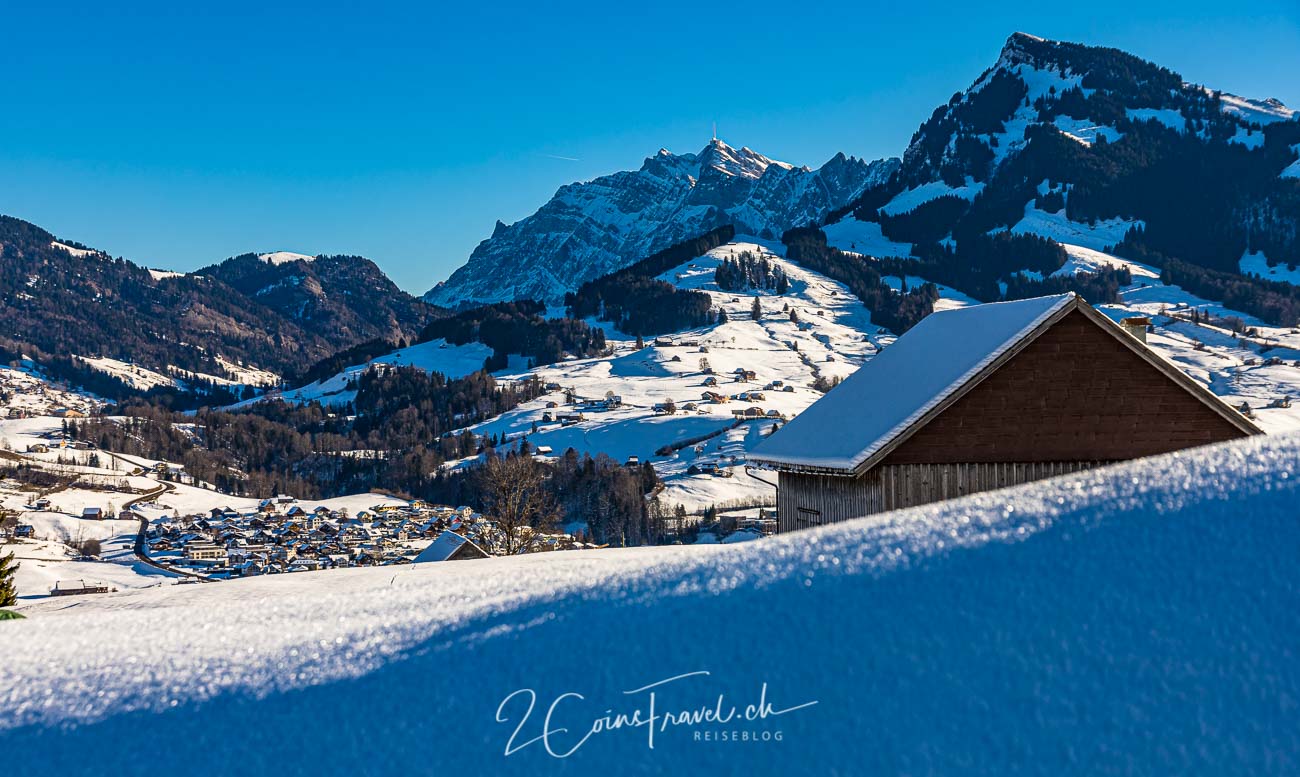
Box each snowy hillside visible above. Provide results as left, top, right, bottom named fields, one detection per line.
left=821, top=32, right=1300, bottom=290
left=425, top=140, right=898, bottom=306
left=251, top=338, right=496, bottom=407
left=3, top=432, right=1297, bottom=775
left=460, top=240, right=904, bottom=510
left=0, top=361, right=104, bottom=418
left=290, top=238, right=1300, bottom=514
left=75, top=354, right=280, bottom=393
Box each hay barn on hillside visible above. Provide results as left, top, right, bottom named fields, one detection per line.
left=750, top=294, right=1259, bottom=532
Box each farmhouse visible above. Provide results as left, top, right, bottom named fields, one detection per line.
left=751, top=294, right=1259, bottom=532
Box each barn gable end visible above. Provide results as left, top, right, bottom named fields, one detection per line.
left=761, top=295, right=1260, bottom=533
left=883, top=309, right=1247, bottom=465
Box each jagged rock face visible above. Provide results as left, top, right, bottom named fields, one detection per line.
left=426, top=140, right=899, bottom=306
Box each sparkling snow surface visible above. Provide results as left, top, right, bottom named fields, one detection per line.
left=1, top=433, right=1298, bottom=775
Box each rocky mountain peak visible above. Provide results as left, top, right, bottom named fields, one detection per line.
left=425, top=143, right=899, bottom=306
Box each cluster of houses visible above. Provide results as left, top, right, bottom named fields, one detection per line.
left=142, top=497, right=596, bottom=579
left=0, top=366, right=99, bottom=420
left=537, top=386, right=624, bottom=427
left=24, top=429, right=96, bottom=454
left=145, top=498, right=483, bottom=577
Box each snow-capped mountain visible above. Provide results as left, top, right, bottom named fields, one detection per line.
left=826, top=32, right=1300, bottom=283
left=425, top=140, right=899, bottom=306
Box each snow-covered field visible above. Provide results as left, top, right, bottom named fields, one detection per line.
left=76, top=354, right=280, bottom=392
left=1240, top=249, right=1300, bottom=285
left=2, top=432, right=1296, bottom=775
left=262, top=236, right=1300, bottom=513
left=452, top=239, right=892, bottom=509
left=822, top=215, right=913, bottom=257
left=1007, top=204, right=1140, bottom=251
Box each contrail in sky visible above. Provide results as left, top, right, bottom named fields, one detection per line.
left=543, top=154, right=581, bottom=162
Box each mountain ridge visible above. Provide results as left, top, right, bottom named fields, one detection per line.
left=0, top=214, right=441, bottom=398
left=424, top=139, right=899, bottom=306
left=824, top=31, right=1300, bottom=298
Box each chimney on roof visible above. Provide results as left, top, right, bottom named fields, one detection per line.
left=1120, top=316, right=1151, bottom=344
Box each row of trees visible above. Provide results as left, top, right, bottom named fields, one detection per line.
left=73, top=366, right=539, bottom=498
left=714, top=251, right=790, bottom=294
left=1154, top=258, right=1300, bottom=328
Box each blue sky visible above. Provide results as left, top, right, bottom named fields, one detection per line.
left=1, top=1, right=1297, bottom=293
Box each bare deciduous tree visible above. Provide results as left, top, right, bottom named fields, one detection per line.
left=475, top=453, right=560, bottom=555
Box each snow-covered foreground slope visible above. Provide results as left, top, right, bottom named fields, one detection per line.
left=2, top=432, right=1298, bottom=774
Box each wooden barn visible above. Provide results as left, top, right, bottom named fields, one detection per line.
left=750, top=293, right=1260, bottom=532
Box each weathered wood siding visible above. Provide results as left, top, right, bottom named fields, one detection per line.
left=887, top=310, right=1246, bottom=464
left=777, top=461, right=1107, bottom=531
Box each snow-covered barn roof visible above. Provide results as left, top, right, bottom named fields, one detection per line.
left=750, top=293, right=1259, bottom=475
left=413, top=529, right=484, bottom=563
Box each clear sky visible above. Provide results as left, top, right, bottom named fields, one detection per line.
left=2, top=1, right=1297, bottom=294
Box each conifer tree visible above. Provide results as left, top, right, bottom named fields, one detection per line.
left=0, top=551, right=19, bottom=607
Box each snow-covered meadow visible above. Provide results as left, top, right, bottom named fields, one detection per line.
left=452, top=240, right=893, bottom=510
left=261, top=234, right=1300, bottom=514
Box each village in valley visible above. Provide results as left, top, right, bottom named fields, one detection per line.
left=0, top=413, right=596, bottom=595
left=4, top=238, right=1300, bottom=603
